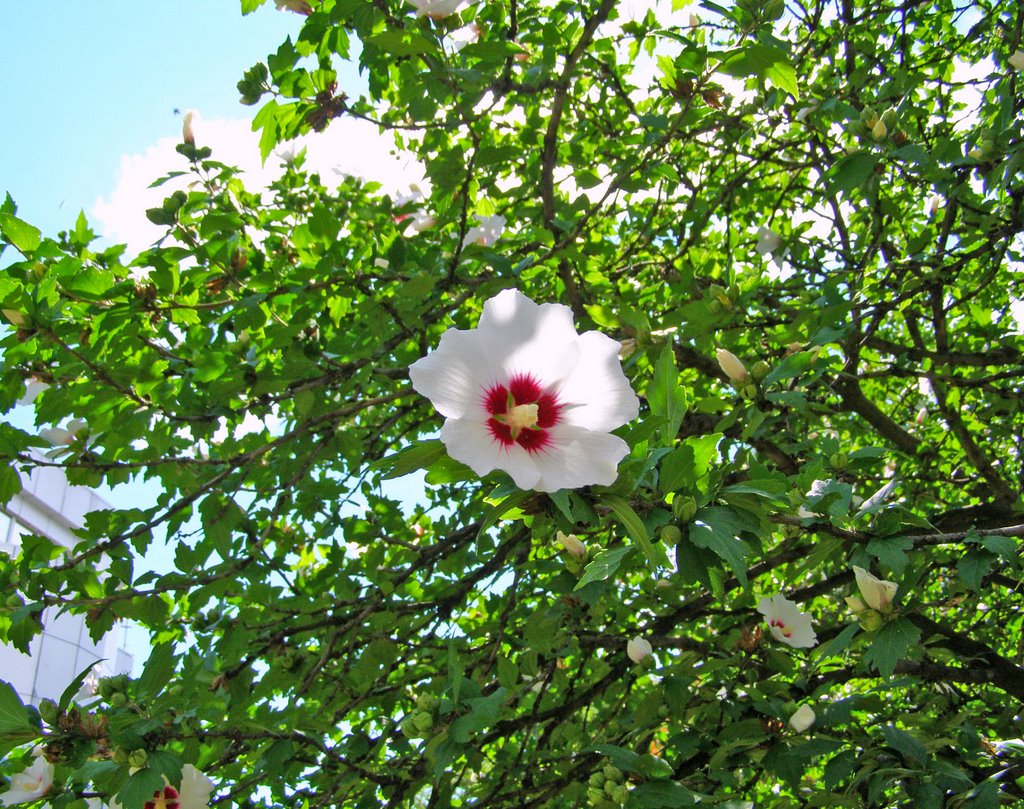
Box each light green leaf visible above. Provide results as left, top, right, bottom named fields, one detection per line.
left=864, top=616, right=920, bottom=678
left=574, top=546, right=633, bottom=591
left=0, top=213, right=41, bottom=254
left=603, top=493, right=667, bottom=571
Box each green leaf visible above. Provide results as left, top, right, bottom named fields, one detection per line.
left=688, top=506, right=754, bottom=585
left=575, top=546, right=633, bottom=591
left=627, top=780, right=699, bottom=808
left=660, top=434, right=722, bottom=494
left=116, top=766, right=167, bottom=809
left=765, top=60, right=799, bottom=97
left=602, top=494, right=667, bottom=572
left=0, top=213, right=41, bottom=254
left=370, top=440, right=445, bottom=480
left=365, top=30, right=437, bottom=56
left=957, top=549, right=993, bottom=591
left=880, top=724, right=927, bottom=766
left=137, top=643, right=176, bottom=699
left=476, top=489, right=534, bottom=539
left=647, top=345, right=688, bottom=446
left=0, top=680, right=32, bottom=733
left=864, top=616, right=920, bottom=678
left=59, top=661, right=103, bottom=711
left=822, top=151, right=878, bottom=197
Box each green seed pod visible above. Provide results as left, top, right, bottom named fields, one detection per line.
left=589, top=773, right=606, bottom=788
left=113, top=748, right=130, bottom=765
left=764, top=0, right=784, bottom=20
left=416, top=693, right=438, bottom=713
left=602, top=764, right=621, bottom=782
left=750, top=360, right=771, bottom=382
left=38, top=699, right=60, bottom=725
left=413, top=711, right=434, bottom=733
left=604, top=780, right=619, bottom=798
left=673, top=496, right=697, bottom=522
left=612, top=785, right=630, bottom=804
left=109, top=692, right=128, bottom=708
left=859, top=609, right=884, bottom=632
left=871, top=119, right=888, bottom=141
left=741, top=383, right=759, bottom=400
left=587, top=788, right=607, bottom=805
left=881, top=107, right=898, bottom=128
left=128, top=749, right=148, bottom=769
left=660, top=525, right=682, bottom=546
left=859, top=105, right=878, bottom=125
left=400, top=717, right=419, bottom=739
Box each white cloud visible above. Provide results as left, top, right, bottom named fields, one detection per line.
left=92, top=114, right=424, bottom=254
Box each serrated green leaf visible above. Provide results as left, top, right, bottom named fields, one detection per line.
left=864, top=616, right=920, bottom=678
left=603, top=493, right=667, bottom=571
left=575, top=546, right=633, bottom=591
left=370, top=440, right=445, bottom=480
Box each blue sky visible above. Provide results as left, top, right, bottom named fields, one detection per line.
left=0, top=1, right=307, bottom=238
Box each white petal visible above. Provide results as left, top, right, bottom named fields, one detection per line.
left=475, top=290, right=581, bottom=386
left=179, top=764, right=215, bottom=809
left=440, top=418, right=542, bottom=490
left=528, top=425, right=630, bottom=492
left=556, top=331, right=640, bottom=431
left=409, top=329, right=495, bottom=419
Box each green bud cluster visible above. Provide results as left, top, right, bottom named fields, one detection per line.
left=587, top=765, right=629, bottom=807
left=401, top=694, right=440, bottom=740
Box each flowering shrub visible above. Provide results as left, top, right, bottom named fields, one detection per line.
left=1, top=0, right=1023, bottom=806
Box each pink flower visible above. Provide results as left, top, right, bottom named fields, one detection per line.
left=756, top=594, right=817, bottom=648
left=0, top=754, right=53, bottom=806
left=409, top=289, right=639, bottom=492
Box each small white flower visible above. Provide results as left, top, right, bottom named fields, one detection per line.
left=852, top=566, right=897, bottom=614
left=449, top=22, right=482, bottom=52
left=789, top=704, right=816, bottom=732
left=1009, top=50, right=1024, bottom=71
left=556, top=531, right=587, bottom=560
left=463, top=214, right=506, bottom=247
left=716, top=349, right=749, bottom=383
left=627, top=636, right=653, bottom=664
left=0, top=754, right=53, bottom=806
left=275, top=0, right=313, bottom=13
left=182, top=110, right=199, bottom=146
left=17, top=379, right=49, bottom=406
left=757, top=594, right=817, bottom=648
left=794, top=105, right=818, bottom=122
left=754, top=226, right=781, bottom=256
left=408, top=0, right=466, bottom=18
left=409, top=289, right=640, bottom=492
left=925, top=195, right=941, bottom=217
left=39, top=418, right=88, bottom=447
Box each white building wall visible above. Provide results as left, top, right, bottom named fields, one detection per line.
left=0, top=463, right=134, bottom=704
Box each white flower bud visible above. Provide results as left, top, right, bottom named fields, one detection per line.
left=853, top=566, right=898, bottom=614
left=716, top=349, right=750, bottom=383
left=556, top=531, right=587, bottom=560
left=626, top=636, right=653, bottom=664
left=182, top=110, right=199, bottom=145
left=789, top=704, right=816, bottom=732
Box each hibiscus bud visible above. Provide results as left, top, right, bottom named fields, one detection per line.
left=1010, top=50, right=1024, bottom=71
left=915, top=406, right=927, bottom=425
left=128, top=749, right=148, bottom=768
left=556, top=531, right=587, bottom=560
left=741, top=383, right=759, bottom=400
left=881, top=108, right=898, bottom=129
left=673, top=495, right=697, bottom=522
left=412, top=711, right=434, bottom=733
left=415, top=693, right=438, bottom=712
left=589, top=773, right=606, bottom=788
left=789, top=704, right=816, bottom=732
left=871, top=118, right=888, bottom=141
left=109, top=692, right=128, bottom=708
left=37, top=699, right=60, bottom=726
left=113, top=747, right=130, bottom=765
left=627, top=636, right=653, bottom=665
left=853, top=565, right=898, bottom=613
left=845, top=595, right=867, bottom=614
left=860, top=106, right=878, bottom=126
left=858, top=608, right=884, bottom=632
left=659, top=525, right=681, bottom=546
left=2, top=308, right=27, bottom=326
left=716, top=349, right=750, bottom=383
left=182, top=110, right=198, bottom=145
left=750, top=360, right=771, bottom=382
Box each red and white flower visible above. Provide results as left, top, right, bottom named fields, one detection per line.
left=409, top=289, right=639, bottom=492
left=756, top=594, right=817, bottom=649
left=112, top=765, right=214, bottom=809
left=463, top=214, right=506, bottom=247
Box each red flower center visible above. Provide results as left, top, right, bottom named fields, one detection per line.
left=145, top=786, right=180, bottom=809
left=770, top=619, right=793, bottom=638
left=483, top=373, right=563, bottom=453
